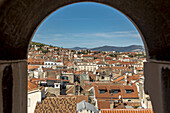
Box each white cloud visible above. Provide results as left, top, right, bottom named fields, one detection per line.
left=32, top=30, right=142, bottom=48
left=55, top=34, right=63, bottom=37
left=34, top=31, right=140, bottom=40
left=67, top=31, right=141, bottom=39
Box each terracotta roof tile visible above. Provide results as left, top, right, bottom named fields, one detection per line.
left=97, top=100, right=111, bottom=109
left=104, top=57, right=113, bottom=60
left=34, top=97, right=77, bottom=113
left=28, top=81, right=38, bottom=91
left=112, top=75, right=126, bottom=83
left=58, top=95, right=88, bottom=103
left=94, top=85, right=139, bottom=100
left=107, top=61, right=118, bottom=64
left=28, top=58, right=44, bottom=65
left=82, top=55, right=94, bottom=57
left=101, top=109, right=153, bottom=113
left=28, top=65, right=39, bottom=70
left=136, top=67, right=143, bottom=71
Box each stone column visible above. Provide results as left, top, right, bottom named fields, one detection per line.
left=144, top=61, right=170, bottom=113
left=0, top=60, right=27, bottom=113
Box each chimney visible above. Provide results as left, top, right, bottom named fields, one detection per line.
left=110, top=101, right=114, bottom=109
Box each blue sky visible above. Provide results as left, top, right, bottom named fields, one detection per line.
left=32, top=2, right=143, bottom=48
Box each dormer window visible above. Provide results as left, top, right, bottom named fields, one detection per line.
left=110, top=89, right=120, bottom=94
left=99, top=89, right=107, bottom=94
left=125, top=89, right=134, bottom=94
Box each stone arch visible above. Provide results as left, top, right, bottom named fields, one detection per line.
left=30, top=1, right=149, bottom=60
left=0, top=0, right=169, bottom=113
left=0, top=0, right=169, bottom=61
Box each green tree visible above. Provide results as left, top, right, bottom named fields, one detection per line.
left=71, top=50, right=75, bottom=52
left=109, top=54, right=114, bottom=57
left=128, top=54, right=133, bottom=58
left=114, top=54, right=117, bottom=57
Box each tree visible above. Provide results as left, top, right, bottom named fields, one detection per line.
left=128, top=54, right=133, bottom=58
left=109, top=54, right=114, bottom=57
left=94, top=57, right=97, bottom=59
left=113, top=54, right=117, bottom=57
left=71, top=50, right=75, bottom=52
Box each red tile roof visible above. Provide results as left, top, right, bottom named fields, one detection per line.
left=28, top=65, right=39, bottom=70
left=97, top=101, right=142, bottom=110
left=28, top=81, right=38, bottom=91
left=112, top=75, right=126, bottom=83
left=97, top=100, right=111, bottom=109
left=107, top=61, right=118, bottom=64
left=28, top=58, right=44, bottom=65
left=34, top=97, right=77, bottom=113
left=82, top=55, right=94, bottom=57
left=104, top=57, right=113, bottom=60
left=136, top=67, right=143, bottom=71
left=101, top=109, right=153, bottom=113
left=94, top=85, right=139, bottom=100
left=58, top=95, right=88, bottom=103
left=127, top=75, right=140, bottom=83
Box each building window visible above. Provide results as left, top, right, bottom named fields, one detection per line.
left=62, top=76, right=68, bottom=80
left=99, top=89, right=107, bottom=94
left=101, top=76, right=104, bottom=79
left=110, top=89, right=120, bottom=94
left=125, top=89, right=133, bottom=94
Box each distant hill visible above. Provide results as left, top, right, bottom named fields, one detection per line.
left=30, top=41, right=55, bottom=47
left=90, top=45, right=144, bottom=52
left=31, top=41, right=144, bottom=52
left=70, top=45, right=144, bottom=52
left=69, top=47, right=88, bottom=50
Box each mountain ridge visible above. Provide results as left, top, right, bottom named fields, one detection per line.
left=70, top=45, right=144, bottom=52
left=30, top=41, right=144, bottom=52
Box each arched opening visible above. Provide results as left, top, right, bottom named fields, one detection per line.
left=27, top=3, right=152, bottom=111
left=29, top=1, right=149, bottom=60
left=0, top=0, right=169, bottom=113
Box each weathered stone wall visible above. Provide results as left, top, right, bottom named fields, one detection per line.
left=0, top=0, right=169, bottom=61
left=144, top=62, right=170, bottom=113
left=0, top=60, right=27, bottom=113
